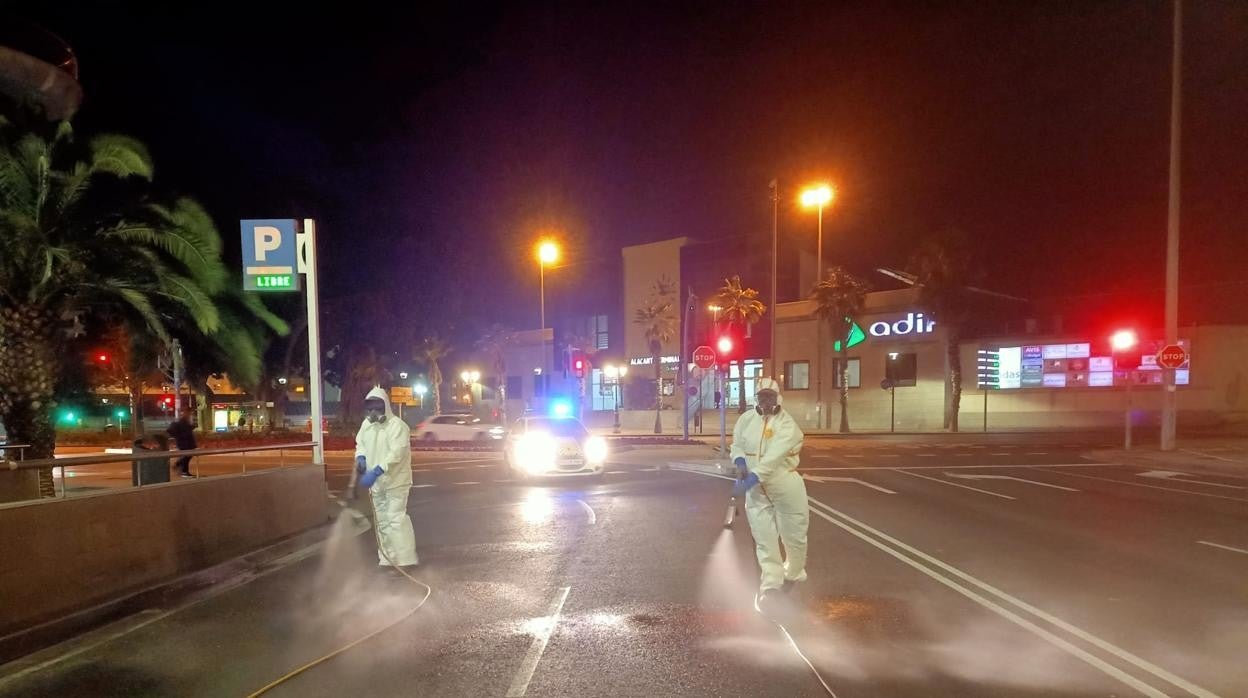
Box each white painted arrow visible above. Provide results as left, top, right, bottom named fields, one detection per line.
left=944, top=473, right=1079, bottom=492
left=1137, top=470, right=1246, bottom=490
left=802, top=473, right=896, bottom=494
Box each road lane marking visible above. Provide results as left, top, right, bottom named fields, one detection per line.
left=506, top=586, right=571, bottom=697
left=446, top=466, right=466, bottom=470
left=576, top=499, right=597, bottom=524
left=803, top=473, right=896, bottom=494
left=1197, top=541, right=1248, bottom=556
left=1180, top=449, right=1243, bottom=464
left=891, top=469, right=1016, bottom=500
left=917, top=453, right=937, bottom=457
left=944, top=473, right=1080, bottom=492
left=804, top=498, right=1217, bottom=698
left=1039, top=470, right=1246, bottom=502
left=990, top=452, right=1011, bottom=456
left=451, top=481, right=480, bottom=486
left=411, top=484, right=436, bottom=488
left=954, top=453, right=974, bottom=457
left=880, top=454, right=901, bottom=458
left=1137, top=470, right=1246, bottom=490
left=843, top=454, right=864, bottom=458
left=1026, top=452, right=1048, bottom=456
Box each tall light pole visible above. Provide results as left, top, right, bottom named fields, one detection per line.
left=605, top=364, right=628, bottom=433
left=769, top=179, right=779, bottom=380
left=537, top=240, right=559, bottom=395
left=1161, top=0, right=1183, bottom=452
left=801, top=183, right=835, bottom=429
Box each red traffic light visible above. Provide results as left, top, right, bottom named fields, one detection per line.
left=1110, top=330, right=1138, bottom=352
left=163, top=396, right=173, bottom=405
left=96, top=354, right=108, bottom=362
left=573, top=358, right=586, bottom=377
left=716, top=336, right=733, bottom=354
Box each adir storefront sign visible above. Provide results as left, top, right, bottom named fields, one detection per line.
left=867, top=312, right=935, bottom=338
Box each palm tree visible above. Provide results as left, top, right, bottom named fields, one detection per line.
left=0, top=116, right=235, bottom=499
left=910, top=234, right=976, bottom=432
left=476, top=324, right=513, bottom=423
left=714, top=275, right=766, bottom=413
left=416, top=336, right=451, bottom=416
left=810, top=267, right=870, bottom=433
left=633, top=276, right=677, bottom=434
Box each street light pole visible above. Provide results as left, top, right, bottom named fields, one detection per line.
left=769, top=179, right=778, bottom=380
left=1161, top=0, right=1183, bottom=452
left=800, top=184, right=834, bottom=431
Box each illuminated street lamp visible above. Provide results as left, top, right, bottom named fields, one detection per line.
left=414, top=383, right=428, bottom=410
left=799, top=183, right=835, bottom=285
left=399, top=371, right=408, bottom=380
left=536, top=239, right=560, bottom=388
left=460, top=370, right=481, bottom=410
left=800, top=182, right=836, bottom=429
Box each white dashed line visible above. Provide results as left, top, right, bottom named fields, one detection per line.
left=576, top=499, right=597, bottom=524
left=452, top=481, right=480, bottom=486
left=506, top=586, right=571, bottom=697
left=1197, top=540, right=1248, bottom=556
left=891, top=469, right=1016, bottom=500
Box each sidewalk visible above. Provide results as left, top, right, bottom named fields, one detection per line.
left=1090, top=437, right=1248, bottom=478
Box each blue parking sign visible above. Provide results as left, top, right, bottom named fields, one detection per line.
left=241, top=219, right=300, bottom=292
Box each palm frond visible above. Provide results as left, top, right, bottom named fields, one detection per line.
left=89, top=134, right=154, bottom=180
left=158, top=273, right=221, bottom=334
left=113, top=285, right=170, bottom=343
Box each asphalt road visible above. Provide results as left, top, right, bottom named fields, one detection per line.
left=3, top=437, right=1245, bottom=697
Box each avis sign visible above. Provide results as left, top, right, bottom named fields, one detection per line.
left=868, top=312, right=935, bottom=338
left=241, top=219, right=301, bottom=292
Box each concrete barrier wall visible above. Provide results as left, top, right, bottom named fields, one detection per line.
left=0, top=465, right=327, bottom=637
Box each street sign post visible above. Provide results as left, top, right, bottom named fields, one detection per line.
left=692, top=345, right=716, bottom=370
left=1157, top=344, right=1188, bottom=370
left=241, top=218, right=323, bottom=464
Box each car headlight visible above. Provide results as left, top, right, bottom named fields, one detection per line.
left=584, top=436, right=608, bottom=464
left=516, top=432, right=556, bottom=472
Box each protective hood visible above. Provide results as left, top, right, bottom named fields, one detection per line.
left=364, top=385, right=394, bottom=420
left=755, top=377, right=783, bottom=405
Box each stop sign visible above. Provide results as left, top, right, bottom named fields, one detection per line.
left=692, top=345, right=716, bottom=370
left=1156, top=344, right=1188, bottom=369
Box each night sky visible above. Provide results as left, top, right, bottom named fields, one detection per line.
left=13, top=1, right=1248, bottom=341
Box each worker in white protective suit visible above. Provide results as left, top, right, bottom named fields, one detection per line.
left=354, top=386, right=418, bottom=570
left=730, top=378, right=808, bottom=607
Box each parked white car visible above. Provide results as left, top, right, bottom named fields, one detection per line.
left=504, top=416, right=608, bottom=478
left=415, top=414, right=504, bottom=442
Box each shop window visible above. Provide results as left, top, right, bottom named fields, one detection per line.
left=886, top=352, right=918, bottom=387
left=833, top=358, right=861, bottom=388
left=784, top=361, right=810, bottom=390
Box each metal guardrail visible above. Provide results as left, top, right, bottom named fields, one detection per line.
left=2, top=443, right=319, bottom=502
left=5, top=442, right=317, bottom=471
left=0, top=443, right=30, bottom=461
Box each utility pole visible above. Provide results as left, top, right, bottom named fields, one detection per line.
left=171, top=338, right=182, bottom=421
left=682, top=288, right=696, bottom=441
left=1161, top=0, right=1183, bottom=452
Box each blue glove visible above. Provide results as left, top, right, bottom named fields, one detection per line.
left=355, top=455, right=367, bottom=474
left=732, top=472, right=760, bottom=498
left=733, top=456, right=748, bottom=478
left=358, top=465, right=384, bottom=489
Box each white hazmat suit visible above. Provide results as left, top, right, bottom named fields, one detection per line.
left=730, top=378, right=808, bottom=593
left=355, top=386, right=418, bottom=567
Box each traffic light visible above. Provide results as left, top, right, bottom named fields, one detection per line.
left=96, top=353, right=109, bottom=363
left=1111, top=329, right=1142, bottom=370
left=162, top=395, right=174, bottom=409
left=715, top=326, right=742, bottom=369
left=573, top=356, right=586, bottom=378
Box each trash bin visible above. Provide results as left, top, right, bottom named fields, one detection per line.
left=131, top=440, right=171, bottom=486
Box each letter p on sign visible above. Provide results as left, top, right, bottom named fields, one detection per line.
left=254, top=226, right=281, bottom=261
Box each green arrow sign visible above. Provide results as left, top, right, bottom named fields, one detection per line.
left=832, top=321, right=867, bottom=352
